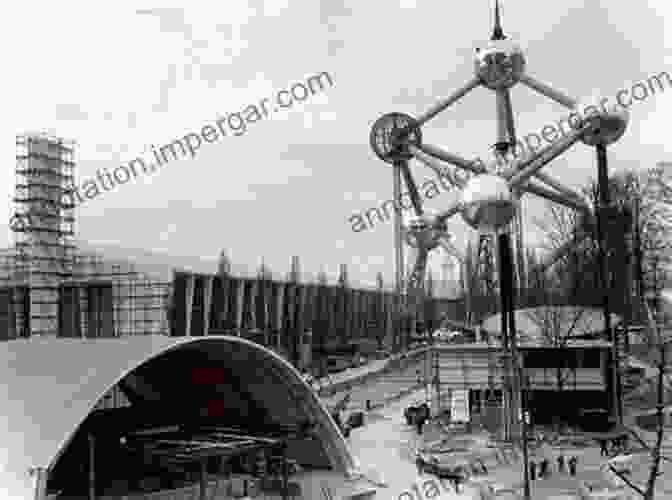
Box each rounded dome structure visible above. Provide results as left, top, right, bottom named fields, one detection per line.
left=461, top=174, right=517, bottom=230
left=474, top=39, right=525, bottom=90
left=573, top=95, right=629, bottom=146
left=0, top=336, right=360, bottom=499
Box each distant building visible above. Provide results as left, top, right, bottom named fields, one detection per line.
left=3, top=134, right=379, bottom=500
left=431, top=306, right=621, bottom=432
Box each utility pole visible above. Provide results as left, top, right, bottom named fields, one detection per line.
left=393, top=161, right=405, bottom=352
left=596, top=143, right=621, bottom=426
left=498, top=231, right=530, bottom=499
left=517, top=358, right=531, bottom=500
left=434, top=339, right=441, bottom=415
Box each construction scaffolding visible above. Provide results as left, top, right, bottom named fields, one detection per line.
left=0, top=248, right=171, bottom=339
left=0, top=134, right=171, bottom=340
left=13, top=133, right=76, bottom=336
left=68, top=252, right=172, bottom=337
left=476, top=233, right=498, bottom=298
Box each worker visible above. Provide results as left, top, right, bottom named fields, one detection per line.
left=568, top=455, right=578, bottom=477
left=416, top=414, right=425, bottom=435
left=416, top=453, right=424, bottom=475
left=599, top=439, right=608, bottom=457
left=557, top=453, right=565, bottom=474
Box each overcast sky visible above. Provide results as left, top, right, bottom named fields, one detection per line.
left=5, top=0, right=671, bottom=287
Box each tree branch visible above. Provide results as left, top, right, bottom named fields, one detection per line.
left=608, top=465, right=646, bottom=496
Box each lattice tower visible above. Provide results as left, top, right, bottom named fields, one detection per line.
left=14, top=133, right=76, bottom=336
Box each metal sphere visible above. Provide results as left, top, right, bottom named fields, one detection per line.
left=460, top=174, right=517, bottom=230
left=474, top=39, right=526, bottom=90
left=369, top=112, right=422, bottom=164
left=404, top=212, right=445, bottom=250
left=572, top=95, right=629, bottom=146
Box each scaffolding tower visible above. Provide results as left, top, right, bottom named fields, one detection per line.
left=477, top=233, right=498, bottom=298
left=14, top=133, right=76, bottom=337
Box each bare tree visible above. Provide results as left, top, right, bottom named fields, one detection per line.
left=532, top=199, right=600, bottom=299
left=533, top=166, right=671, bottom=310
left=599, top=167, right=671, bottom=305
left=608, top=299, right=671, bottom=499
left=533, top=201, right=580, bottom=256
left=524, top=305, right=589, bottom=393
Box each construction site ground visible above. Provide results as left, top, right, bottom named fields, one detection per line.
left=317, top=351, right=672, bottom=499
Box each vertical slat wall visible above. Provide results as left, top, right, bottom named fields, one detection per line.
left=59, top=285, right=81, bottom=338
left=256, top=278, right=268, bottom=332
left=209, top=275, right=225, bottom=334
left=282, top=282, right=295, bottom=355
left=84, top=284, right=115, bottom=338
left=226, top=278, right=238, bottom=332
left=0, top=288, right=16, bottom=340
left=240, top=279, right=252, bottom=332
left=169, top=271, right=452, bottom=366
left=269, top=281, right=280, bottom=333
left=350, top=289, right=359, bottom=340
left=191, top=275, right=205, bottom=336
left=171, top=273, right=188, bottom=337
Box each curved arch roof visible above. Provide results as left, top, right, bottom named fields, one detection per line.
left=0, top=335, right=355, bottom=499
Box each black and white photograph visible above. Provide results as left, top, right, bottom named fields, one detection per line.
left=4, top=1, right=672, bottom=499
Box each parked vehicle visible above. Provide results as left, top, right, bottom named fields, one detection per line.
left=404, top=402, right=430, bottom=426
left=346, top=411, right=365, bottom=430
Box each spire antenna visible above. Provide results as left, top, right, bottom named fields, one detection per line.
left=491, top=0, right=506, bottom=40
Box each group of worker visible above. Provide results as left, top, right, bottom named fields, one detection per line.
left=529, top=454, right=579, bottom=480
left=598, top=436, right=628, bottom=457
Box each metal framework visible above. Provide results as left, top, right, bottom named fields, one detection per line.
left=477, top=233, right=498, bottom=298
left=368, top=0, right=630, bottom=473
left=13, top=133, right=76, bottom=336
left=68, top=253, right=171, bottom=337
left=1, top=135, right=171, bottom=340
left=0, top=247, right=171, bottom=340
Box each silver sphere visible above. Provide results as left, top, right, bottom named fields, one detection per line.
left=404, top=212, right=444, bottom=250
left=461, top=174, right=517, bottom=230
left=572, top=95, right=629, bottom=146
left=474, top=39, right=526, bottom=90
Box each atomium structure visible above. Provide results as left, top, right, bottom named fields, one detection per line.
left=369, top=0, right=629, bottom=314
left=369, top=0, right=632, bottom=441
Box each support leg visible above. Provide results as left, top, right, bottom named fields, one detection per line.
left=596, top=143, right=621, bottom=425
